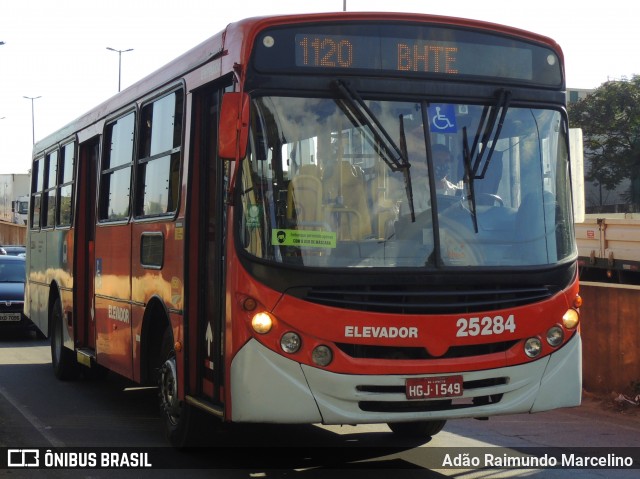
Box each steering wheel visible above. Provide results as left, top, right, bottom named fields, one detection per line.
left=475, top=193, right=504, bottom=207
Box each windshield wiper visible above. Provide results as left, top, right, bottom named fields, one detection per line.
left=462, top=127, right=478, bottom=233
left=332, top=80, right=416, bottom=221
left=463, top=89, right=511, bottom=233
left=470, top=89, right=511, bottom=179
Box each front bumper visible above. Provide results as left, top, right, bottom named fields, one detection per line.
left=230, top=333, right=582, bottom=423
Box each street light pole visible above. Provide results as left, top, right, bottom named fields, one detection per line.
left=106, top=47, right=133, bottom=92
left=23, top=96, right=41, bottom=145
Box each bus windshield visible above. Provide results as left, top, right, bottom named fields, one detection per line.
left=238, top=94, right=575, bottom=268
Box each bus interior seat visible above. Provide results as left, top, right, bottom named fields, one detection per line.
left=323, top=161, right=372, bottom=240
left=286, top=164, right=324, bottom=225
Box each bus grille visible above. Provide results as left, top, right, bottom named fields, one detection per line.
left=336, top=340, right=518, bottom=360
left=288, top=284, right=554, bottom=314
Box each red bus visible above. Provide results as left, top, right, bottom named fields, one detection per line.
left=25, top=12, right=583, bottom=446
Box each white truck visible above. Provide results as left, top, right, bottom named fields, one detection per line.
left=0, top=174, right=30, bottom=225
left=11, top=194, right=29, bottom=225
left=576, top=214, right=640, bottom=283
left=571, top=128, right=640, bottom=284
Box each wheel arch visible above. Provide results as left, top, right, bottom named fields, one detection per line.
left=47, top=281, right=70, bottom=345
left=139, top=295, right=172, bottom=385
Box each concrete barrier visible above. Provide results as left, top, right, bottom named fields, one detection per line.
left=580, top=282, right=640, bottom=394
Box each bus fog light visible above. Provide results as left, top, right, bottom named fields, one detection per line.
left=546, top=326, right=564, bottom=347
left=562, top=308, right=580, bottom=329
left=280, top=332, right=301, bottom=353
left=251, top=312, right=273, bottom=334
left=524, top=337, right=542, bottom=358
left=312, top=345, right=333, bottom=367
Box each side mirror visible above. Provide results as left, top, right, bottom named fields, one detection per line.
left=218, top=92, right=250, bottom=160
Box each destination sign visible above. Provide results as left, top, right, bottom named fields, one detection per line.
left=296, top=34, right=503, bottom=76
left=253, top=23, right=562, bottom=86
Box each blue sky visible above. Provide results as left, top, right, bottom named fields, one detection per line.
left=0, top=0, right=637, bottom=173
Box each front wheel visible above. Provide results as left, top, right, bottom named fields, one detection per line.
left=50, top=298, right=78, bottom=380
left=158, top=328, right=202, bottom=447
left=387, top=420, right=447, bottom=438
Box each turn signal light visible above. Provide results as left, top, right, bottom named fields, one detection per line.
left=573, top=294, right=583, bottom=308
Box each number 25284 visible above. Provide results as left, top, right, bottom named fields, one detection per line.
left=456, top=315, right=516, bottom=337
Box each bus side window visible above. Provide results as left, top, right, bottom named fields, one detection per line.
left=30, top=157, right=44, bottom=229
left=99, top=112, right=135, bottom=222
left=44, top=150, right=58, bottom=228
left=57, top=141, right=76, bottom=227
left=136, top=89, right=184, bottom=217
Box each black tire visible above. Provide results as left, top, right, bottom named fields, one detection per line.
left=387, top=420, right=447, bottom=438
left=50, top=298, right=78, bottom=380
left=158, top=327, right=201, bottom=447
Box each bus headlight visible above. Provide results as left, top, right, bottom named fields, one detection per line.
left=562, top=308, right=580, bottom=329
left=312, top=345, right=333, bottom=367
left=251, top=311, right=273, bottom=334
left=546, top=326, right=564, bottom=347
left=280, top=332, right=301, bottom=354
left=524, top=337, right=542, bottom=358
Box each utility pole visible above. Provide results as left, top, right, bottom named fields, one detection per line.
left=106, top=47, right=134, bottom=92
left=23, top=96, right=41, bottom=145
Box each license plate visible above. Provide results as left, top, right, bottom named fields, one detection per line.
left=0, top=313, right=21, bottom=322
left=406, top=375, right=464, bottom=399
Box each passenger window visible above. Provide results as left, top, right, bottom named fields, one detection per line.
left=30, top=157, right=44, bottom=229
left=99, top=112, right=135, bottom=221
left=135, top=90, right=183, bottom=217
left=43, top=150, right=58, bottom=228
left=57, top=142, right=76, bottom=226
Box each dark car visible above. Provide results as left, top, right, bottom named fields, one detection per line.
left=0, top=255, right=31, bottom=333
left=1, top=245, right=26, bottom=257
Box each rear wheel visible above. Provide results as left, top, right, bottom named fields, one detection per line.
left=387, top=420, right=447, bottom=438
left=50, top=298, right=78, bottom=380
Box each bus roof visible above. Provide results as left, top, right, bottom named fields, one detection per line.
left=32, top=11, right=563, bottom=156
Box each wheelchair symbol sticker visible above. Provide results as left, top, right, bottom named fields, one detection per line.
left=428, top=104, right=457, bottom=133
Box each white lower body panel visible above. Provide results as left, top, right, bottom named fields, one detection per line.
left=230, top=334, right=582, bottom=424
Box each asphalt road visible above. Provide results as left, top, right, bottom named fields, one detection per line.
left=0, top=332, right=638, bottom=478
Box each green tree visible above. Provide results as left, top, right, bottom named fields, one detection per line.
left=568, top=75, right=640, bottom=210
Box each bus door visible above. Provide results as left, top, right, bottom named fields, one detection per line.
left=75, top=137, right=99, bottom=351
left=188, top=82, right=231, bottom=404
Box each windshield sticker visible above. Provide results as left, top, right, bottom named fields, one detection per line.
left=428, top=104, right=457, bottom=133
left=272, top=229, right=337, bottom=248
left=246, top=204, right=263, bottom=229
